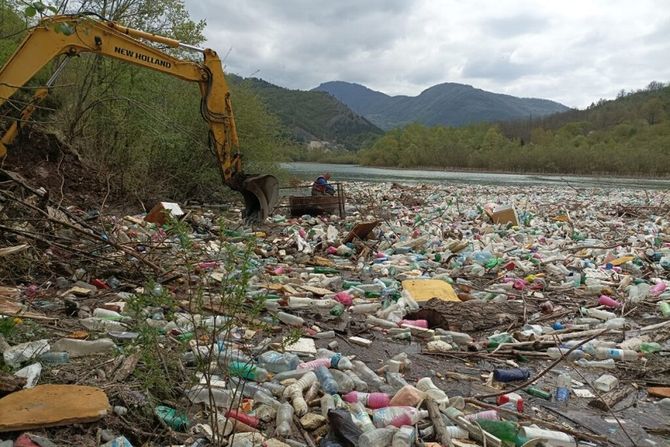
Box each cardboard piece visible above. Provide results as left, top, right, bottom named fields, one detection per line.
left=344, top=221, right=380, bottom=243
left=0, top=384, right=110, bottom=432
left=144, top=202, right=184, bottom=225
left=491, top=205, right=519, bottom=226
left=402, top=279, right=460, bottom=303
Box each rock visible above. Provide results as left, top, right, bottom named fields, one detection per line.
left=0, top=384, right=110, bottom=432
left=264, top=439, right=292, bottom=447
left=300, top=413, right=327, bottom=430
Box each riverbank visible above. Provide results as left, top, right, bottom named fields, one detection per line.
left=282, top=162, right=670, bottom=190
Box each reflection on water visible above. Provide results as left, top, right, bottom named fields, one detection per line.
left=282, top=162, right=670, bottom=190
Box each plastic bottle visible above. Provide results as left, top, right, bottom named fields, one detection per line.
left=228, top=361, right=271, bottom=382
left=358, top=427, right=398, bottom=447
left=372, top=406, right=428, bottom=428
left=434, top=329, right=473, bottom=345
left=321, top=394, right=335, bottom=417
left=367, top=315, right=398, bottom=329
left=352, top=360, right=385, bottom=391
left=464, top=410, right=499, bottom=421
left=80, top=317, right=127, bottom=332
left=524, top=387, right=552, bottom=400
left=598, top=295, right=622, bottom=308
left=475, top=419, right=519, bottom=443
left=225, top=409, right=260, bottom=428
left=344, top=391, right=391, bottom=408
left=416, top=377, right=449, bottom=406
left=254, top=390, right=280, bottom=408
left=350, top=402, right=376, bottom=432
left=650, top=281, right=667, bottom=296
left=51, top=338, right=116, bottom=358
left=330, top=368, right=355, bottom=393
left=38, top=351, right=70, bottom=364
left=658, top=301, right=670, bottom=318
left=496, top=392, right=523, bottom=412
left=519, top=426, right=576, bottom=446
left=298, top=357, right=332, bottom=370
left=493, top=368, right=530, bottom=382
left=639, top=342, right=662, bottom=354
left=546, top=347, right=585, bottom=361
left=350, top=303, right=381, bottom=314
left=276, top=312, right=304, bottom=327
left=258, top=351, right=300, bottom=373
left=574, top=358, right=616, bottom=369
left=581, top=307, right=616, bottom=321
left=602, top=317, right=627, bottom=330
left=346, top=370, right=369, bottom=391
left=391, top=426, right=415, bottom=447
left=275, top=402, right=293, bottom=437
left=187, top=385, right=237, bottom=408
left=594, top=347, right=638, bottom=361
left=555, top=373, right=571, bottom=403
left=314, top=366, right=339, bottom=394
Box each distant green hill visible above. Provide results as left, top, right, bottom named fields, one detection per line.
left=313, top=81, right=569, bottom=130
left=227, top=75, right=383, bottom=150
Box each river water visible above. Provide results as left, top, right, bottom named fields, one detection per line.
left=282, top=162, right=670, bottom=190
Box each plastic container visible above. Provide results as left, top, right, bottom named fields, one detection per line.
left=594, top=374, right=619, bottom=392
left=343, top=391, right=391, bottom=409
left=352, top=360, right=385, bottom=391
left=315, top=366, right=339, bottom=394
left=298, top=357, right=332, bottom=370
left=225, top=409, right=260, bottom=428
left=598, top=295, right=621, bottom=308
left=594, top=347, right=638, bottom=361
left=496, top=392, right=524, bottom=412
left=546, top=347, right=585, bottom=361
left=389, top=385, right=425, bottom=407
left=372, top=406, right=428, bottom=428
left=493, top=368, right=530, bottom=382
left=187, top=385, right=238, bottom=408
left=51, top=338, right=116, bottom=358
left=555, top=373, right=571, bottom=403
left=358, top=427, right=398, bottom=447
left=38, top=351, right=70, bottom=364
left=416, top=377, right=449, bottom=406
left=520, top=426, right=576, bottom=446
left=391, top=426, right=415, bottom=447
left=275, top=402, right=293, bottom=437
left=350, top=401, right=376, bottom=432
left=475, top=419, right=519, bottom=443
left=228, top=361, right=270, bottom=382
left=581, top=307, right=616, bottom=321
left=258, top=351, right=300, bottom=373
left=575, top=358, right=616, bottom=369
left=276, top=311, right=304, bottom=327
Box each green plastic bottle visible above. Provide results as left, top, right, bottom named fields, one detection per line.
left=330, top=303, right=345, bottom=316
left=639, top=342, right=662, bottom=354
left=476, top=419, right=519, bottom=443
left=487, top=332, right=513, bottom=350
left=313, top=267, right=340, bottom=274
left=525, top=386, right=552, bottom=400
left=228, top=361, right=270, bottom=381
left=342, top=280, right=362, bottom=289
left=154, top=405, right=189, bottom=431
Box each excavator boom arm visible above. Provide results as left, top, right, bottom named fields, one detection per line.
left=0, top=15, right=277, bottom=220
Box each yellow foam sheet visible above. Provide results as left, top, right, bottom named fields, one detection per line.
left=402, top=279, right=460, bottom=302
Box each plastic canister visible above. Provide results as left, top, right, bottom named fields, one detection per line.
left=520, top=426, right=576, bottom=446
left=493, top=368, right=530, bottom=382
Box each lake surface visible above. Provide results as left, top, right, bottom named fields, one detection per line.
left=282, top=162, right=670, bottom=190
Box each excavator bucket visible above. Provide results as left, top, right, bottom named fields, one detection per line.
left=239, top=174, right=279, bottom=222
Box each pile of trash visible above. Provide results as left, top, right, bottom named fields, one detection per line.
left=0, top=177, right=669, bottom=447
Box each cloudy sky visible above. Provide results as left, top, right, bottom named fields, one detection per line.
left=184, top=0, right=670, bottom=109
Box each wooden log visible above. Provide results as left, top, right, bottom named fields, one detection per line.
left=588, top=385, right=633, bottom=411
left=0, top=372, right=26, bottom=395
left=425, top=398, right=454, bottom=447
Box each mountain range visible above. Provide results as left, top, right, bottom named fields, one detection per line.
left=229, top=75, right=570, bottom=149
left=313, top=81, right=570, bottom=130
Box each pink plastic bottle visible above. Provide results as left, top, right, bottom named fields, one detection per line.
left=297, top=358, right=332, bottom=370
left=343, top=391, right=390, bottom=409
left=334, top=291, right=353, bottom=306
left=598, top=295, right=622, bottom=308
left=372, top=406, right=428, bottom=427
left=651, top=282, right=667, bottom=296
left=398, top=319, right=428, bottom=329
left=463, top=410, right=499, bottom=421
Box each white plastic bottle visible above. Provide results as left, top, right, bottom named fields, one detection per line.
left=391, top=426, right=415, bottom=447
left=275, top=402, right=294, bottom=437
left=358, top=427, right=398, bottom=447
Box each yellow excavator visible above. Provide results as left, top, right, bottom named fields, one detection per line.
left=0, top=14, right=279, bottom=221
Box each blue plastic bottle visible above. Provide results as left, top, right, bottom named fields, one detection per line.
left=315, top=366, right=339, bottom=394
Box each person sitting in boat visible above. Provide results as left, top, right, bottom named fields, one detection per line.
left=312, top=173, right=335, bottom=196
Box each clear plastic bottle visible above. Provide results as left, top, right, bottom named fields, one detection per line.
left=51, top=338, right=116, bottom=358
left=275, top=402, right=294, bottom=437
left=350, top=402, right=376, bottom=432
left=187, top=385, right=237, bottom=408
left=276, top=311, right=304, bottom=326
left=546, top=347, right=585, bottom=361
left=416, top=377, right=449, bottom=406
left=314, top=366, right=339, bottom=394
left=350, top=303, right=381, bottom=314
left=346, top=370, right=369, bottom=391
left=581, top=307, right=616, bottom=321
left=330, top=368, right=355, bottom=393
left=321, top=394, right=335, bottom=417
left=258, top=351, right=300, bottom=373
left=574, top=358, right=616, bottom=369
left=383, top=372, right=408, bottom=394
left=594, top=347, right=638, bottom=361
left=391, top=426, right=415, bottom=447
left=352, top=360, right=385, bottom=391
left=38, top=351, right=70, bottom=364
left=358, top=427, right=398, bottom=447
left=555, top=373, right=571, bottom=403
left=372, top=406, right=428, bottom=428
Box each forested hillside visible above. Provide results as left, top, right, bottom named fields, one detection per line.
left=228, top=76, right=382, bottom=150
left=359, top=82, right=670, bottom=175
left=314, top=81, right=569, bottom=130
left=0, top=1, right=285, bottom=202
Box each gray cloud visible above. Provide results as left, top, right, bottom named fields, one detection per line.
left=185, top=0, right=670, bottom=108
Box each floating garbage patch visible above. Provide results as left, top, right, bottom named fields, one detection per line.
left=0, top=180, right=669, bottom=446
